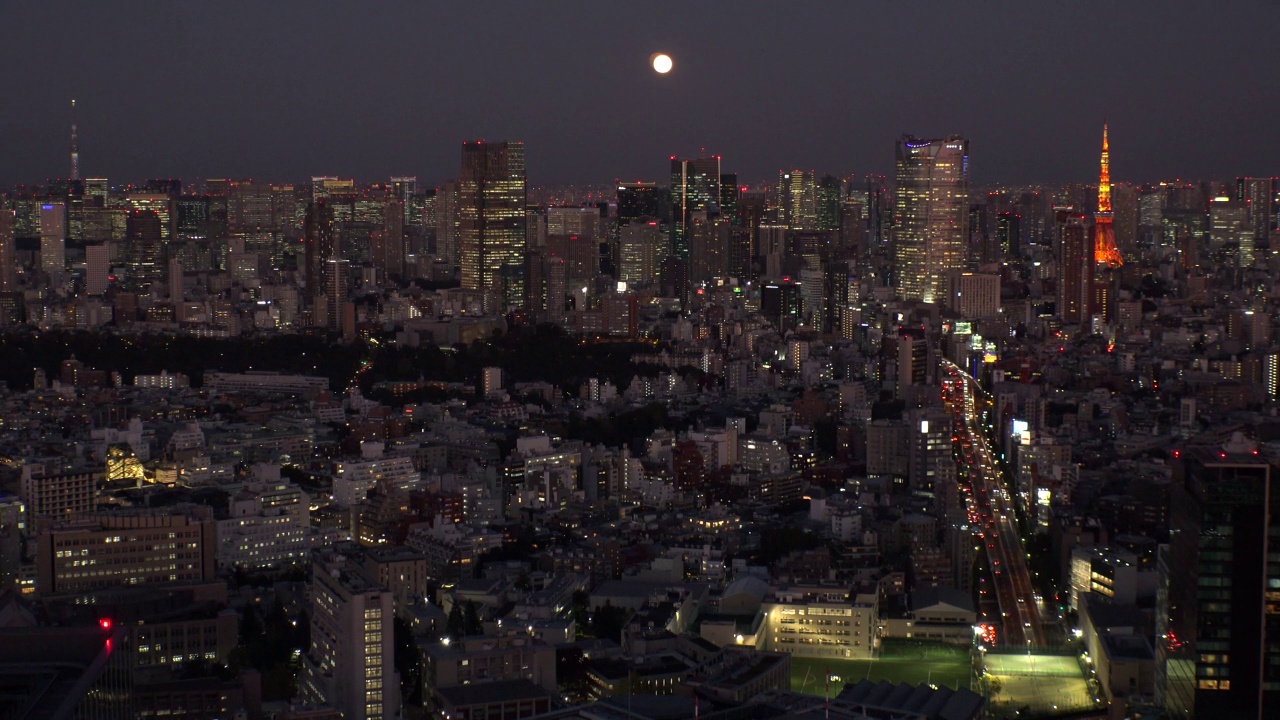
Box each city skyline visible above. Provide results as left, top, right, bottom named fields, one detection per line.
left=1, top=2, right=1277, bottom=186
left=4, top=5, right=1280, bottom=720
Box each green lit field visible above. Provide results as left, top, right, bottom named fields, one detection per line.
left=983, top=653, right=1102, bottom=717
left=790, top=642, right=973, bottom=696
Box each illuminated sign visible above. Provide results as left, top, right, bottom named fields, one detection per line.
left=1011, top=420, right=1030, bottom=446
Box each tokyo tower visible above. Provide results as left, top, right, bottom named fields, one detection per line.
left=1093, top=123, right=1124, bottom=268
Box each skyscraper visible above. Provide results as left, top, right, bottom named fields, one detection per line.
left=1112, top=183, right=1140, bottom=258
left=1159, top=434, right=1280, bottom=720
left=1237, top=177, right=1275, bottom=242
left=372, top=196, right=405, bottom=279
left=311, top=176, right=356, bottom=202
left=126, top=193, right=175, bottom=240
left=817, top=175, right=843, bottom=232
left=719, top=173, right=740, bottom=226
left=125, top=209, right=164, bottom=291
left=893, top=136, right=970, bottom=303
left=1210, top=196, right=1253, bottom=271
left=305, top=200, right=337, bottom=299
left=85, top=244, right=110, bottom=296
left=1057, top=211, right=1093, bottom=325
left=617, top=182, right=659, bottom=223
left=618, top=220, right=663, bottom=286
left=322, top=258, right=351, bottom=332
left=1094, top=124, right=1125, bottom=268
left=670, top=155, right=721, bottom=259
left=996, top=211, right=1020, bottom=260
left=0, top=209, right=16, bottom=292
left=458, top=141, right=527, bottom=310
left=435, top=180, right=460, bottom=265
left=39, top=202, right=67, bottom=275
left=778, top=169, right=818, bottom=230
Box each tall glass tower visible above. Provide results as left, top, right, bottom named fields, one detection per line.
left=669, top=155, right=721, bottom=260
left=893, top=136, right=969, bottom=304
left=458, top=141, right=527, bottom=310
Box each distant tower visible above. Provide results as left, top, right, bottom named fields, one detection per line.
left=70, top=99, right=80, bottom=181
left=1094, top=124, right=1124, bottom=268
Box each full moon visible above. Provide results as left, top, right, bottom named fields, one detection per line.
left=651, top=53, right=673, bottom=74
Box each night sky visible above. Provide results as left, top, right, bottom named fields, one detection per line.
left=3, top=1, right=1277, bottom=187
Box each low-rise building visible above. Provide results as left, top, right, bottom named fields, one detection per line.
left=36, top=505, right=217, bottom=597
left=757, top=583, right=878, bottom=659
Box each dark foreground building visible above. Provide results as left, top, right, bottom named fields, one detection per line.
left=1159, top=432, right=1280, bottom=719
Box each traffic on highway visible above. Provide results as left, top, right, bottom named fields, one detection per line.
left=942, top=359, right=1047, bottom=649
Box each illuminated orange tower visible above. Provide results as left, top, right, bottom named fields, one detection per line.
left=1094, top=123, right=1124, bottom=267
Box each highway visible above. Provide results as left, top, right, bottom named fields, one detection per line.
left=942, top=359, right=1048, bottom=649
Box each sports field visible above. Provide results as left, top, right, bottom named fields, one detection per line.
left=983, top=652, right=1101, bottom=716
left=790, top=641, right=973, bottom=696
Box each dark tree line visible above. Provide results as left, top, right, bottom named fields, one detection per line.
left=0, top=325, right=664, bottom=396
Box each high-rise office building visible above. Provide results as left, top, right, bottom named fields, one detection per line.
left=547, top=207, right=599, bottom=243
left=526, top=250, right=567, bottom=314
left=0, top=209, right=15, bottom=292
left=617, top=182, right=659, bottom=223
left=688, top=214, right=730, bottom=283
left=85, top=244, right=110, bottom=295
left=719, top=173, right=741, bottom=226
left=39, top=202, right=67, bottom=274
left=1057, top=212, right=1093, bottom=325
left=125, top=210, right=164, bottom=291
left=311, top=176, right=356, bottom=202
left=305, top=200, right=337, bottom=298
left=778, top=169, right=818, bottom=230
left=1237, top=177, right=1275, bottom=241
left=126, top=193, right=174, bottom=240
left=372, top=197, right=405, bottom=279
left=893, top=136, right=969, bottom=303
left=995, top=211, right=1020, bottom=260
left=839, top=199, right=865, bottom=257
left=458, top=141, right=527, bottom=310
left=300, top=546, right=399, bottom=720
left=226, top=179, right=275, bottom=236
left=946, top=271, right=1000, bottom=320
left=434, top=180, right=460, bottom=265
left=1112, top=183, right=1140, bottom=257
left=822, top=259, right=857, bottom=337
left=670, top=155, right=721, bottom=259
left=618, top=221, right=663, bottom=286
left=817, top=175, right=843, bottom=232
left=322, top=258, right=351, bottom=332
left=1209, top=196, right=1253, bottom=269
left=84, top=178, right=109, bottom=203
left=1159, top=434, right=1280, bottom=720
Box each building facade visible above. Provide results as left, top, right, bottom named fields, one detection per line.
left=1158, top=434, right=1280, bottom=719
left=300, top=547, right=399, bottom=720
left=894, top=136, right=969, bottom=304
left=35, top=505, right=217, bottom=596
left=458, top=141, right=527, bottom=310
